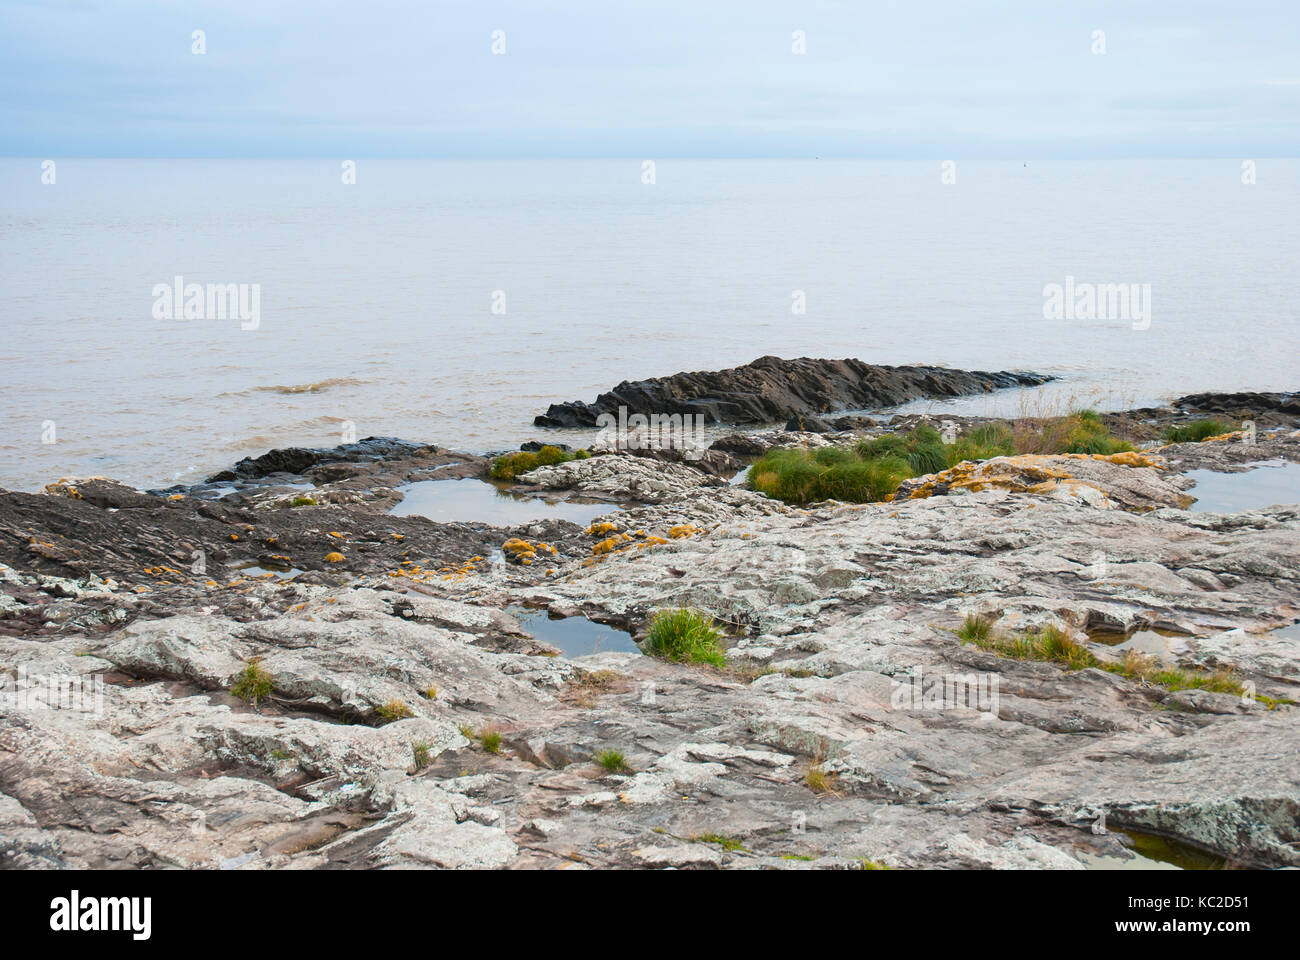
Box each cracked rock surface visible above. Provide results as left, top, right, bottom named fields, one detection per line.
left=2, top=418, right=1297, bottom=870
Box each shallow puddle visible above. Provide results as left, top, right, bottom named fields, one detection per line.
left=506, top=606, right=640, bottom=657
left=1088, top=628, right=1191, bottom=662
left=1078, top=831, right=1227, bottom=870
left=390, top=478, right=616, bottom=527
left=1184, top=459, right=1300, bottom=513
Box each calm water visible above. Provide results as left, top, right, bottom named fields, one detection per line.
left=390, top=478, right=616, bottom=527
left=2, top=158, right=1297, bottom=491
left=1184, top=460, right=1300, bottom=513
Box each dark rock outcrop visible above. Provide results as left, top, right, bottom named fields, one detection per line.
left=1174, top=392, right=1300, bottom=418
left=206, top=437, right=439, bottom=483
left=534, top=356, right=1054, bottom=428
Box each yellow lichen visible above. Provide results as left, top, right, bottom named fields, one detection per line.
left=324, top=551, right=345, bottom=563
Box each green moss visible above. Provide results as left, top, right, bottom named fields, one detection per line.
left=289, top=496, right=316, bottom=507
left=644, top=608, right=727, bottom=667
left=693, top=833, right=749, bottom=852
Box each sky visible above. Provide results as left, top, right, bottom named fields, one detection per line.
left=1, top=0, right=1297, bottom=158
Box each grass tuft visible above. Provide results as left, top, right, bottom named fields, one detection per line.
left=490, top=446, right=590, bottom=481
left=644, top=608, right=727, bottom=667
left=375, top=699, right=414, bottom=723
left=1163, top=419, right=1232, bottom=444
left=412, top=740, right=433, bottom=770
left=230, top=658, right=274, bottom=707
left=594, top=748, right=633, bottom=773
left=805, top=763, right=839, bottom=795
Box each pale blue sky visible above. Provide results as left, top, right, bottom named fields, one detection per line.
left=2, top=0, right=1297, bottom=157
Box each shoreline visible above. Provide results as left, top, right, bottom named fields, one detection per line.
left=2, top=381, right=1298, bottom=870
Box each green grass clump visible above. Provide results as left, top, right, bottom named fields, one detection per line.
left=1007, top=409, right=1132, bottom=456
left=860, top=858, right=892, bottom=870
left=1109, top=650, right=1245, bottom=697
left=749, top=446, right=912, bottom=504
left=644, top=608, right=727, bottom=667
left=1057, top=409, right=1134, bottom=455
left=594, top=748, right=633, bottom=773
left=375, top=699, right=415, bottom=723
left=961, top=622, right=1099, bottom=670
left=960, top=625, right=1257, bottom=704
left=1163, top=419, right=1231, bottom=444
left=956, top=614, right=993, bottom=645
left=490, top=445, right=587, bottom=481
left=949, top=423, right=1016, bottom=463
left=748, top=414, right=1137, bottom=506
left=230, top=659, right=274, bottom=707
left=480, top=727, right=502, bottom=753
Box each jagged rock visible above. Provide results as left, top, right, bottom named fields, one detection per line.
left=1, top=411, right=1297, bottom=870
left=517, top=454, right=722, bottom=502
left=534, top=356, right=1053, bottom=428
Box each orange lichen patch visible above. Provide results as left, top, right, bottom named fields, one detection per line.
left=392, top=533, right=405, bottom=540
left=586, top=521, right=621, bottom=536
left=268, top=554, right=291, bottom=563
left=901, top=451, right=1160, bottom=501
left=324, top=552, right=346, bottom=563
left=167, top=493, right=184, bottom=501
left=143, top=565, right=184, bottom=577
left=229, top=534, right=239, bottom=541
left=503, top=538, right=537, bottom=561
left=592, top=534, right=633, bottom=555
left=1090, top=450, right=1160, bottom=468
left=328, top=531, right=345, bottom=539
left=668, top=524, right=701, bottom=539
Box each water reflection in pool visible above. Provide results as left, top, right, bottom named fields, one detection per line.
left=390, top=478, right=617, bottom=527
left=1184, top=459, right=1300, bottom=513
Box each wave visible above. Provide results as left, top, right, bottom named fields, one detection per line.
left=217, top=377, right=370, bottom=398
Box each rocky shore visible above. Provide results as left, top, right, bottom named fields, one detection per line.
left=2, top=380, right=1298, bottom=871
